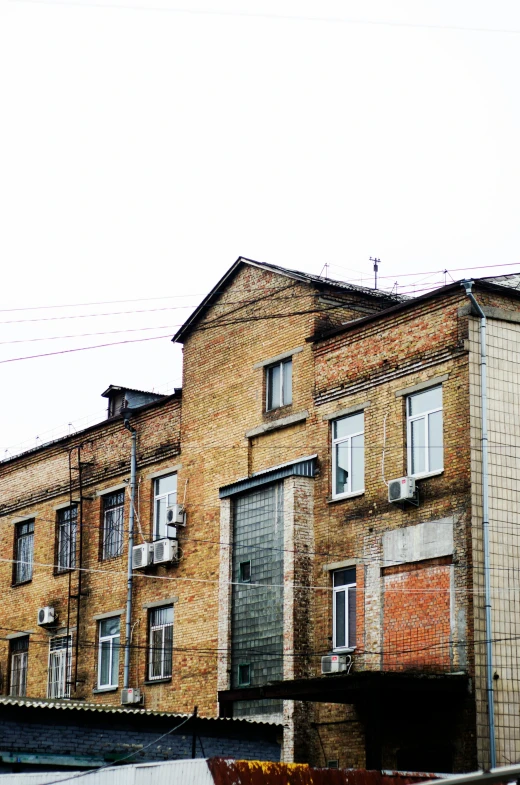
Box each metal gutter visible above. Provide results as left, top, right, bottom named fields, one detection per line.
left=461, top=280, right=496, bottom=769
left=123, top=415, right=137, bottom=692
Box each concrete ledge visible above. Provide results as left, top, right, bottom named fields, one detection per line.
left=322, top=402, right=370, bottom=421
left=93, top=608, right=125, bottom=621
left=394, top=374, right=449, bottom=398
left=323, top=558, right=358, bottom=573
left=253, top=346, right=303, bottom=369
left=142, top=597, right=179, bottom=609
left=245, top=410, right=308, bottom=438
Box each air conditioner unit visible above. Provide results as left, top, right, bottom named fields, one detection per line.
left=166, top=504, right=185, bottom=526
left=132, top=543, right=153, bottom=570
left=321, top=654, right=350, bottom=675
left=121, top=687, right=142, bottom=705
left=388, top=476, right=417, bottom=503
left=38, top=606, right=56, bottom=626
left=153, top=538, right=179, bottom=565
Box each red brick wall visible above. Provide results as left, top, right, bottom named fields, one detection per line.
left=383, top=558, right=452, bottom=672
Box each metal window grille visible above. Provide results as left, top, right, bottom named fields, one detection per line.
left=47, top=635, right=72, bottom=699
left=148, top=606, right=173, bottom=680
left=57, top=506, right=77, bottom=571
left=14, top=520, right=34, bottom=584
left=9, top=637, right=29, bottom=697
left=102, top=490, right=125, bottom=559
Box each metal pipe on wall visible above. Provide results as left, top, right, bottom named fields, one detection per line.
left=123, top=415, right=137, bottom=691
left=462, top=280, right=496, bottom=769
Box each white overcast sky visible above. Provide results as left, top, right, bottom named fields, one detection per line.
left=1, top=0, right=520, bottom=457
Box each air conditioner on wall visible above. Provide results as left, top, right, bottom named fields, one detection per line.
left=132, top=543, right=153, bottom=570
left=153, top=538, right=179, bottom=565
left=121, top=688, right=142, bottom=705
left=388, top=476, right=417, bottom=503
left=38, top=606, right=56, bottom=626
left=166, top=504, right=185, bottom=526
left=321, top=655, right=351, bottom=674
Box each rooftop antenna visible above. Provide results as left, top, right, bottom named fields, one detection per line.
left=319, top=262, right=329, bottom=279
left=370, top=257, right=380, bottom=290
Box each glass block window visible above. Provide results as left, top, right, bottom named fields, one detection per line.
left=231, top=483, right=283, bottom=717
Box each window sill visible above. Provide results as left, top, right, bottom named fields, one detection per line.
left=332, top=647, right=355, bottom=654
left=144, top=677, right=172, bottom=685
left=11, top=579, right=32, bottom=588
left=92, top=686, right=118, bottom=694
left=54, top=568, right=74, bottom=576
left=327, top=490, right=365, bottom=504
left=411, top=469, right=444, bottom=481
left=246, top=410, right=307, bottom=439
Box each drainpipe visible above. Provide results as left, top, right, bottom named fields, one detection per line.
left=462, top=280, right=496, bottom=769
left=123, top=414, right=137, bottom=691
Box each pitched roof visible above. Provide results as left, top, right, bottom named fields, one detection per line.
left=171, top=256, right=404, bottom=344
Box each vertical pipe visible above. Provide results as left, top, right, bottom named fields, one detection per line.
left=75, top=445, right=84, bottom=687
left=123, top=418, right=137, bottom=691
left=462, top=280, right=496, bottom=768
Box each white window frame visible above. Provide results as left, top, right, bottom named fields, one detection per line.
left=47, top=635, right=72, bottom=699
left=102, top=490, right=125, bottom=560
left=148, top=606, right=174, bottom=681
left=9, top=638, right=29, bottom=697
left=153, top=474, right=177, bottom=541
left=406, top=385, right=443, bottom=478
left=266, top=358, right=292, bottom=411
left=331, top=413, right=365, bottom=499
left=57, top=506, right=77, bottom=572
left=332, top=569, right=356, bottom=652
left=97, top=617, right=120, bottom=689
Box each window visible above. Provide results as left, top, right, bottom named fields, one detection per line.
left=57, top=506, right=77, bottom=572
left=47, top=635, right=72, bottom=698
left=98, top=617, right=120, bottom=688
left=239, top=561, right=251, bottom=583
left=153, top=474, right=177, bottom=540
left=237, top=663, right=251, bottom=686
left=14, top=520, right=34, bottom=584
left=407, top=386, right=443, bottom=477
left=102, top=490, right=125, bottom=560
left=333, top=568, right=356, bottom=651
left=9, top=637, right=29, bottom=697
left=332, top=412, right=364, bottom=498
left=266, top=358, right=292, bottom=411
left=148, top=606, right=173, bottom=680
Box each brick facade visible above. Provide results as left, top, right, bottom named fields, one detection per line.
left=2, top=258, right=520, bottom=772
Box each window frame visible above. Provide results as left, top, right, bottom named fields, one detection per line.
left=331, top=412, right=365, bottom=500
left=47, top=634, right=72, bottom=699
left=101, top=490, right=125, bottom=561
left=13, top=520, right=35, bottom=585
left=147, top=606, right=174, bottom=681
left=406, top=385, right=444, bottom=478
left=9, top=636, right=29, bottom=697
left=56, top=506, right=77, bottom=573
left=153, top=474, right=178, bottom=541
left=97, top=617, right=120, bottom=689
left=332, top=568, right=356, bottom=652
left=266, top=358, right=292, bottom=411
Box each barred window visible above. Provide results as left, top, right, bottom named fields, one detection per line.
left=148, top=606, right=173, bottom=680
left=47, top=635, right=72, bottom=699
left=9, top=636, right=29, bottom=697
left=102, top=490, right=125, bottom=560
left=57, top=506, right=77, bottom=572
left=14, top=520, right=34, bottom=584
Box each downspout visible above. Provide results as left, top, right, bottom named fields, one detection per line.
left=123, top=414, right=137, bottom=691
left=462, top=280, right=496, bottom=769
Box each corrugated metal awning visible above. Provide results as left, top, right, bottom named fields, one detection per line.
left=219, top=455, right=318, bottom=498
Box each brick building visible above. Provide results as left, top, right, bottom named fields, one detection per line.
left=2, top=259, right=520, bottom=772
